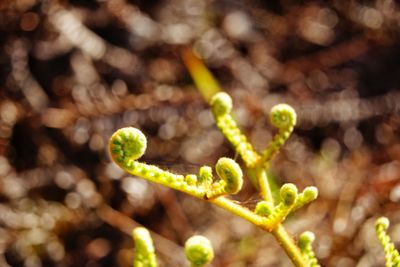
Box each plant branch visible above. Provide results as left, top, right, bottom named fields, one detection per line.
left=255, top=166, right=274, bottom=204
left=272, top=224, right=308, bottom=267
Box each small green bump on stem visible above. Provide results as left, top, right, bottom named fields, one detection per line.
left=210, top=92, right=232, bottom=116
left=280, top=183, right=298, bottom=206
left=299, top=231, right=320, bottom=267
left=255, top=201, right=274, bottom=217
left=186, top=174, right=198, bottom=186
left=292, top=186, right=318, bottom=212
left=376, top=217, right=400, bottom=267
left=298, top=231, right=315, bottom=250
left=185, top=235, right=214, bottom=267
left=132, top=227, right=158, bottom=267
left=199, top=166, right=213, bottom=187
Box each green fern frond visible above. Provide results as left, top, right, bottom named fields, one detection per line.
left=376, top=217, right=400, bottom=267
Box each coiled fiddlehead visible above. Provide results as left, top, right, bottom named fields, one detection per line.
left=109, top=127, right=244, bottom=199
left=185, top=235, right=214, bottom=267
left=109, top=127, right=204, bottom=198
left=132, top=227, right=158, bottom=267
left=110, top=127, right=147, bottom=167
left=376, top=217, right=400, bottom=267
left=261, top=104, right=297, bottom=163
left=206, top=157, right=243, bottom=199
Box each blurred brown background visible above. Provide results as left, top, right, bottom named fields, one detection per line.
left=1, top=0, right=400, bottom=266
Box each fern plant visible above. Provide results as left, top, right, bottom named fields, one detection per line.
left=110, top=47, right=397, bottom=267
left=109, top=90, right=319, bottom=266
left=376, top=217, right=400, bottom=267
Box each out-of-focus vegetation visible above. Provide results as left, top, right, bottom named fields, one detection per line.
left=0, top=0, right=400, bottom=266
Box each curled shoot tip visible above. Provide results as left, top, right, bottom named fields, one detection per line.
left=298, top=231, right=315, bottom=249
left=109, top=128, right=206, bottom=198
left=376, top=217, right=390, bottom=231
left=215, top=157, right=243, bottom=194
left=210, top=92, right=232, bottom=116
left=280, top=183, right=298, bottom=206
left=270, top=104, right=297, bottom=130
left=206, top=157, right=243, bottom=199
left=198, top=166, right=213, bottom=187
left=302, top=187, right=318, bottom=201
left=109, top=127, right=147, bottom=165
left=292, top=186, right=318, bottom=212
left=261, top=103, right=297, bottom=164
left=185, top=235, right=214, bottom=267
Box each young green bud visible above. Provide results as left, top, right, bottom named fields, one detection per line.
left=280, top=183, right=298, bottom=206
left=109, top=127, right=147, bottom=166
left=299, top=231, right=320, bottom=267
left=255, top=201, right=274, bottom=217
left=302, top=186, right=318, bottom=202
left=261, top=104, right=297, bottom=164
left=270, top=104, right=297, bottom=130
left=292, top=186, right=318, bottom=212
left=132, top=227, right=158, bottom=267
left=210, top=92, right=232, bottom=116
left=199, top=166, right=213, bottom=186
left=185, top=235, right=214, bottom=267
left=215, top=157, right=243, bottom=194
left=299, top=231, right=315, bottom=250
left=185, top=174, right=198, bottom=186
left=376, top=217, right=390, bottom=231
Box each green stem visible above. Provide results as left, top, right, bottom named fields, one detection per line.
left=255, top=166, right=274, bottom=204
left=272, top=224, right=308, bottom=267
left=210, top=197, right=266, bottom=228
